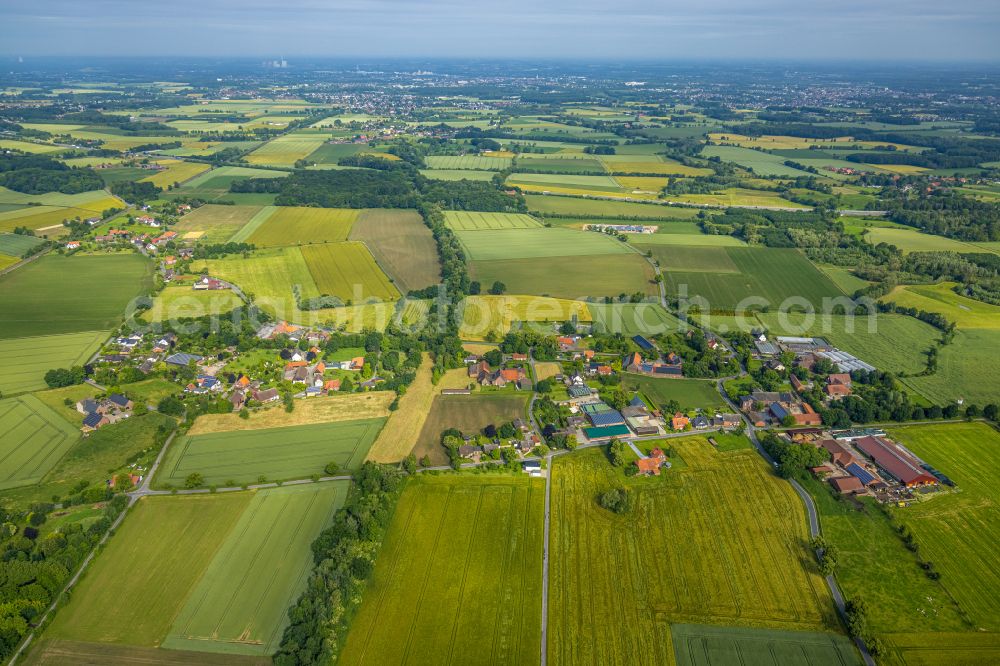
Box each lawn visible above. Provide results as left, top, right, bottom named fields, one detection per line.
left=865, top=227, right=982, bottom=254
left=0, top=254, right=153, bottom=339
left=548, top=441, right=840, bottom=666
left=45, top=493, right=251, bottom=646
left=0, top=330, right=107, bottom=395
left=469, top=254, right=657, bottom=301
left=670, top=624, right=860, bottom=666
left=173, top=204, right=263, bottom=243
left=0, top=395, right=79, bottom=491
left=456, top=295, right=593, bottom=340
left=348, top=209, right=441, bottom=293
left=588, top=303, right=684, bottom=336
left=414, top=394, right=528, bottom=465
left=156, top=418, right=385, bottom=487
left=163, top=483, right=348, bottom=656
left=244, top=206, right=359, bottom=247
left=339, top=476, right=543, bottom=666
left=620, top=374, right=725, bottom=411
left=454, top=227, right=631, bottom=260
left=443, top=210, right=542, bottom=231
left=143, top=286, right=244, bottom=322
left=301, top=242, right=401, bottom=302
left=884, top=282, right=1000, bottom=329
left=663, top=247, right=845, bottom=313
left=524, top=194, right=701, bottom=219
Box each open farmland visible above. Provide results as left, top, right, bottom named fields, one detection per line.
left=174, top=166, right=289, bottom=204
left=419, top=168, right=496, bottom=181
left=45, top=493, right=251, bottom=646
left=470, top=254, right=656, bottom=300
left=202, top=247, right=317, bottom=320
left=425, top=155, right=512, bottom=170
left=0, top=330, right=107, bottom=395
left=164, top=483, right=348, bottom=656
left=0, top=395, right=79, bottom=491
left=641, top=244, right=740, bottom=272
left=244, top=206, right=359, bottom=247
left=865, top=227, right=982, bottom=254
left=457, top=295, right=594, bottom=339
left=187, top=391, right=393, bottom=435
left=339, top=476, right=543, bottom=666
left=414, top=394, right=528, bottom=465
left=174, top=204, right=263, bottom=242
left=900, top=329, right=1000, bottom=406
left=156, top=418, right=385, bottom=487
left=455, top=227, right=631, bottom=260
left=667, top=188, right=811, bottom=208
left=662, top=247, right=845, bottom=312
left=0, top=232, right=45, bottom=256
left=443, top=210, right=542, bottom=230
left=701, top=146, right=816, bottom=177
left=24, top=640, right=271, bottom=666
left=548, top=441, right=840, bottom=666
left=630, top=233, right=746, bottom=246
left=143, top=286, right=245, bottom=322
left=301, top=242, right=400, bottom=301
left=524, top=194, right=702, bottom=219
left=670, top=624, right=860, bottom=666
left=349, top=209, right=441, bottom=292
left=244, top=133, right=327, bottom=166
left=0, top=254, right=153, bottom=339
left=884, top=282, right=1000, bottom=329
left=514, top=156, right=606, bottom=173
left=139, top=159, right=211, bottom=188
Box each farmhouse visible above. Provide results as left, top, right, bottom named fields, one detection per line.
left=829, top=475, right=865, bottom=494
left=253, top=387, right=280, bottom=403
left=636, top=448, right=668, bottom=476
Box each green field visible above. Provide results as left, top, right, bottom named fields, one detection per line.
left=144, top=286, right=244, bottom=322
left=414, top=394, right=528, bottom=465
left=900, top=328, right=1000, bottom=405
left=245, top=133, right=327, bottom=166
left=455, top=227, right=631, bottom=260
left=424, top=155, right=512, bottom=170
left=865, top=227, right=983, bottom=254
left=301, top=242, right=401, bottom=302
left=174, top=204, right=263, bottom=243
left=203, top=247, right=317, bottom=320
left=620, top=374, right=726, bottom=411
left=46, top=493, right=252, bottom=646
left=507, top=173, right=623, bottom=193
left=339, top=476, right=543, bottom=665
left=0, top=254, right=153, bottom=339
left=884, top=282, right=1000, bottom=329
left=643, top=244, right=740, bottom=272
left=754, top=312, right=940, bottom=375
left=443, top=210, right=542, bottom=230
left=156, top=418, right=385, bottom=487
left=470, top=254, right=656, bottom=300
left=163, top=483, right=348, bottom=656
left=348, top=209, right=441, bottom=293
left=663, top=247, right=845, bottom=312
left=514, top=156, right=606, bottom=173
left=588, top=302, right=683, bottom=336
left=0, top=395, right=79, bottom=491
left=702, top=145, right=823, bottom=177
left=0, top=330, right=107, bottom=395
left=524, top=194, right=703, bottom=219
left=173, top=167, right=289, bottom=204
left=548, top=442, right=840, bottom=666
left=242, top=206, right=359, bottom=247
left=0, top=232, right=46, bottom=256
left=418, top=168, right=496, bottom=181
left=670, top=624, right=860, bottom=666
left=630, top=233, right=746, bottom=246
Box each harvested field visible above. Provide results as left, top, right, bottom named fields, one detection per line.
left=174, top=205, right=263, bottom=243
left=349, top=209, right=441, bottom=292
left=187, top=391, right=393, bottom=435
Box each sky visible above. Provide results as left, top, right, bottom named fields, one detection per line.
left=1, top=0, right=999, bottom=61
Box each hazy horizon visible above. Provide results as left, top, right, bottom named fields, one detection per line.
left=2, top=0, right=999, bottom=62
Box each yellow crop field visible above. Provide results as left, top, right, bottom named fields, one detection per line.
left=457, top=295, right=592, bottom=340
left=139, top=160, right=212, bottom=187
left=615, top=176, right=669, bottom=192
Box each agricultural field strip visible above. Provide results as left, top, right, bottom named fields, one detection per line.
left=0, top=395, right=79, bottom=490
left=0, top=330, right=108, bottom=395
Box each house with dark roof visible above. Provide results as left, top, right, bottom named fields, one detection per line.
left=253, top=388, right=280, bottom=403
left=76, top=398, right=98, bottom=415
left=82, top=412, right=108, bottom=432
left=107, top=394, right=133, bottom=410
left=165, top=352, right=203, bottom=367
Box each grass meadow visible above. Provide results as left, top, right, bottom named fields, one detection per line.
left=588, top=303, right=683, bottom=336
left=339, top=475, right=543, bottom=666
left=0, top=254, right=152, bottom=339
left=414, top=394, right=528, bottom=465
left=349, top=209, right=441, bottom=293
left=156, top=418, right=385, bottom=487
left=0, top=330, right=107, bottom=395
left=701, top=145, right=816, bottom=177
left=163, top=483, right=348, bottom=656
left=865, top=227, right=983, bottom=254
left=0, top=232, right=45, bottom=256
left=620, top=374, right=726, bottom=412
left=884, top=282, right=1000, bottom=329
left=469, top=254, right=656, bottom=301
left=0, top=395, right=79, bottom=491
left=143, top=286, right=244, bottom=322
left=202, top=247, right=318, bottom=318
left=455, top=227, right=631, bottom=260
left=900, top=329, right=1000, bottom=406
left=548, top=441, right=840, bottom=666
